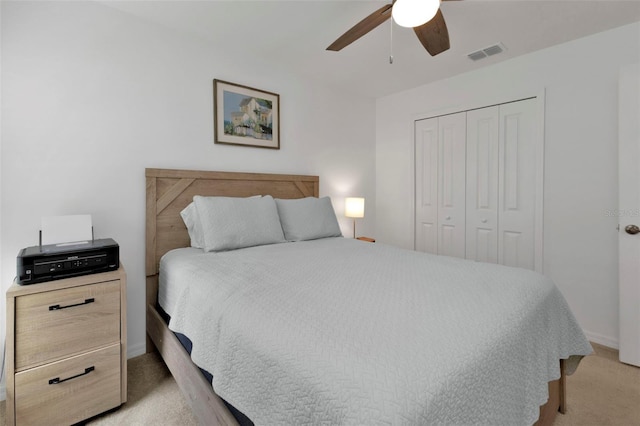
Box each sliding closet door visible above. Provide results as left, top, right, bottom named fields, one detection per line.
left=415, top=117, right=439, bottom=254
left=498, top=99, right=537, bottom=269
left=466, top=106, right=499, bottom=263
left=437, top=113, right=467, bottom=258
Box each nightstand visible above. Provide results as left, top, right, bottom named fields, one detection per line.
left=357, top=237, right=375, bottom=243
left=5, top=265, right=127, bottom=425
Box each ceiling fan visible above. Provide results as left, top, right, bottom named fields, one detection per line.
left=326, top=0, right=452, bottom=57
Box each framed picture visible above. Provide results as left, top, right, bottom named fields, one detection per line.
left=213, top=79, right=280, bottom=149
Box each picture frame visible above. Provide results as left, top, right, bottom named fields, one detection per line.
left=213, top=79, right=280, bottom=149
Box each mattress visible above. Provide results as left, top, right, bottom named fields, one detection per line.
left=159, top=237, right=592, bottom=425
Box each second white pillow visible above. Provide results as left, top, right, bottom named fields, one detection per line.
left=275, top=196, right=343, bottom=241
left=194, top=195, right=285, bottom=252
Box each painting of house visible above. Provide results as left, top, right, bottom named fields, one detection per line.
left=223, top=93, right=273, bottom=140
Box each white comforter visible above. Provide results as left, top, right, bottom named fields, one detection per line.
left=159, top=238, right=592, bottom=426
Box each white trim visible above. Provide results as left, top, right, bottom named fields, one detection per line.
left=127, top=340, right=147, bottom=359
left=411, top=118, right=417, bottom=250
left=584, top=330, right=619, bottom=350
left=409, top=88, right=544, bottom=124
left=534, top=89, right=546, bottom=274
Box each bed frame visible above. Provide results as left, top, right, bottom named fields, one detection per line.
left=145, top=167, right=566, bottom=426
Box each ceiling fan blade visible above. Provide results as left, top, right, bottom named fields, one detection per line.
left=413, top=8, right=450, bottom=56
left=327, top=4, right=393, bottom=51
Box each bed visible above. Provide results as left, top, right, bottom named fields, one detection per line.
left=145, top=168, right=592, bottom=426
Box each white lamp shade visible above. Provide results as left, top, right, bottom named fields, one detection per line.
left=392, top=0, right=440, bottom=28
left=345, top=197, right=365, bottom=218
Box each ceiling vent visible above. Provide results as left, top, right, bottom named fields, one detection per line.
left=467, top=42, right=507, bottom=61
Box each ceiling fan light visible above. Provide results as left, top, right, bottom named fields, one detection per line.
left=392, top=0, right=441, bottom=28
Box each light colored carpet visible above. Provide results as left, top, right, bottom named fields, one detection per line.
left=1, top=343, right=638, bottom=425
left=86, top=351, right=198, bottom=425
left=553, top=343, right=640, bottom=426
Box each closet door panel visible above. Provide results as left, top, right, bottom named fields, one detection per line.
left=466, top=106, right=499, bottom=263
left=498, top=99, right=537, bottom=270
left=438, top=113, right=466, bottom=258
left=415, top=117, right=439, bottom=254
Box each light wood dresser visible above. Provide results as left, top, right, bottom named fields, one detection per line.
left=5, top=265, right=127, bottom=425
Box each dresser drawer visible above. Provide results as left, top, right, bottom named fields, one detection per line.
left=15, top=343, right=121, bottom=425
left=15, top=280, right=121, bottom=370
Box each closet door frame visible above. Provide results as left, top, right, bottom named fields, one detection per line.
left=412, top=92, right=545, bottom=273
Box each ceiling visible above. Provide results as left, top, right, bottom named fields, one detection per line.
left=102, top=0, right=640, bottom=98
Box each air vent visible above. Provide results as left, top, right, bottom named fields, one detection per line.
left=467, top=43, right=507, bottom=61
left=467, top=51, right=487, bottom=61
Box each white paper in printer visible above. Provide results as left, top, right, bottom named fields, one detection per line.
left=41, top=215, right=93, bottom=246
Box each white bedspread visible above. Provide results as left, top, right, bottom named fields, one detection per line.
left=159, top=238, right=592, bottom=425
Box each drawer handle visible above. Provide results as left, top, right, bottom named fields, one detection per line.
left=48, top=366, right=95, bottom=385
left=49, top=298, right=95, bottom=311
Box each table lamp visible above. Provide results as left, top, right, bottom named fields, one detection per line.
left=345, top=197, right=365, bottom=239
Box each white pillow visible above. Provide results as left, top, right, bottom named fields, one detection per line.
left=180, top=202, right=204, bottom=248
left=275, top=197, right=343, bottom=241
left=181, top=195, right=262, bottom=249
left=193, top=195, right=285, bottom=252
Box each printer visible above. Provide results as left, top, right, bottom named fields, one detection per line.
left=17, top=238, right=119, bottom=285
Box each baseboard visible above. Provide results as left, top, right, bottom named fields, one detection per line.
left=584, top=330, right=619, bottom=350
left=127, top=340, right=147, bottom=359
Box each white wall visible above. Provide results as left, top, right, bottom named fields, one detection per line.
left=376, top=22, right=640, bottom=348
left=0, top=0, right=376, bottom=397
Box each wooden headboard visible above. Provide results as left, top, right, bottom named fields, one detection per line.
left=145, top=168, right=319, bottom=319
